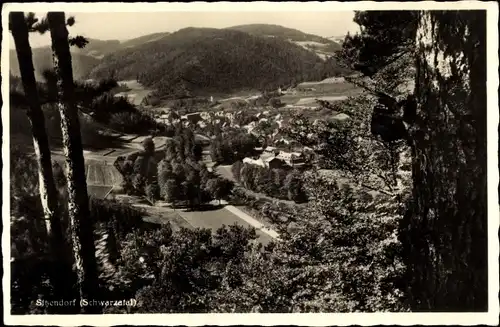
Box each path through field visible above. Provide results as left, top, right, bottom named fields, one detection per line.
left=52, top=134, right=276, bottom=244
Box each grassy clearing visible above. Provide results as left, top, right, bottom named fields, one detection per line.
left=88, top=185, right=114, bottom=199
left=85, top=163, right=123, bottom=186
left=140, top=207, right=193, bottom=232
left=116, top=80, right=153, bottom=106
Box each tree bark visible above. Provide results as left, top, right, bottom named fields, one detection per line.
left=10, top=12, right=63, bottom=250
left=401, top=10, right=487, bottom=311
left=47, top=12, right=100, bottom=313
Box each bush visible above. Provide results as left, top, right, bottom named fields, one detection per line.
left=236, top=163, right=307, bottom=203
left=108, top=111, right=159, bottom=135
left=11, top=189, right=148, bottom=314
left=268, top=97, right=284, bottom=109
left=145, top=183, right=160, bottom=203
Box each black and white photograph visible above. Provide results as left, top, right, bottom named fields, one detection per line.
left=2, top=1, right=499, bottom=326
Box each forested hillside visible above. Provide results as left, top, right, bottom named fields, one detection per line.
left=9, top=34, right=171, bottom=80
left=87, top=27, right=344, bottom=97
left=71, top=38, right=122, bottom=58
left=227, top=24, right=340, bottom=46
left=10, top=24, right=348, bottom=95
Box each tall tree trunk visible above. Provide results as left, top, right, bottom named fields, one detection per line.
left=401, top=10, right=487, bottom=311
left=47, top=12, right=100, bottom=313
left=9, top=12, right=63, bottom=250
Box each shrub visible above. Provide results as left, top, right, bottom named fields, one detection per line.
left=108, top=111, right=159, bottom=135
left=145, top=183, right=160, bottom=203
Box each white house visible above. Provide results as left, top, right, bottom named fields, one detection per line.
left=332, top=113, right=350, bottom=121
left=277, top=151, right=292, bottom=161
left=277, top=151, right=305, bottom=166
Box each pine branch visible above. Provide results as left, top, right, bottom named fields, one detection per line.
left=31, top=17, right=49, bottom=34
left=69, top=35, right=89, bottom=48
left=24, top=12, right=38, bottom=30
left=66, top=16, right=75, bottom=27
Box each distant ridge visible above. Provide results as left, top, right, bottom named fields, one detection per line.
left=87, top=26, right=351, bottom=97
left=10, top=24, right=350, bottom=93
left=226, top=24, right=339, bottom=46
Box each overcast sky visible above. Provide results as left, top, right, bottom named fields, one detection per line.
left=10, top=11, right=360, bottom=49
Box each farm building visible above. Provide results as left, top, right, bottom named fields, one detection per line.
left=276, top=151, right=305, bottom=166
left=181, top=112, right=202, bottom=124
left=265, top=157, right=287, bottom=169
left=243, top=156, right=286, bottom=169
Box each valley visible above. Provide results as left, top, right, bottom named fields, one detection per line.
left=8, top=15, right=430, bottom=316
left=44, top=110, right=280, bottom=244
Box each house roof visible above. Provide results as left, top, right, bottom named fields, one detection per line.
left=277, top=152, right=291, bottom=157
left=332, top=113, right=350, bottom=121
left=260, top=153, right=274, bottom=161
left=264, top=157, right=282, bottom=163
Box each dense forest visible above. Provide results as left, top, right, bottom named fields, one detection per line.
left=10, top=24, right=349, bottom=96
left=88, top=27, right=348, bottom=97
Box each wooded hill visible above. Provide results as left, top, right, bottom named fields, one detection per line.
left=10, top=24, right=348, bottom=97
left=227, top=24, right=342, bottom=52
left=88, top=27, right=349, bottom=97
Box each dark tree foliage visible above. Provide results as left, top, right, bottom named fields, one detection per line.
left=10, top=148, right=148, bottom=314
left=210, top=130, right=260, bottom=165
left=233, top=162, right=307, bottom=203
left=341, top=10, right=488, bottom=311
left=338, top=11, right=418, bottom=78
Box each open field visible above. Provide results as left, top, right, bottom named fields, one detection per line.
left=88, top=185, right=114, bottom=199
left=86, top=163, right=123, bottom=186
left=116, top=79, right=153, bottom=106
left=52, top=155, right=123, bottom=189
left=177, top=206, right=274, bottom=245
left=138, top=206, right=194, bottom=232
left=292, top=95, right=349, bottom=106
left=216, top=165, right=236, bottom=182
left=288, top=80, right=362, bottom=96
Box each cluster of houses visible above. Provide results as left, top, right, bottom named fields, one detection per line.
left=243, top=146, right=306, bottom=169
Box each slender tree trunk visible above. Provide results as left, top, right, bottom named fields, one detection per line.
left=401, top=10, right=487, bottom=311
left=47, top=12, right=100, bottom=313
left=10, top=12, right=63, bottom=250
